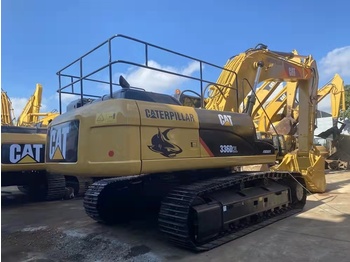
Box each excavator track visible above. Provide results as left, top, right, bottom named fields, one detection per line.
left=159, top=171, right=306, bottom=251
left=84, top=175, right=150, bottom=224
left=84, top=171, right=306, bottom=251
left=18, top=172, right=66, bottom=201
left=45, top=173, right=66, bottom=200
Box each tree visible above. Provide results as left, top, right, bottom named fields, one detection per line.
left=341, top=84, right=350, bottom=120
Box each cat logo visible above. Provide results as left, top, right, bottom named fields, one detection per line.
left=218, top=114, right=233, bottom=126
left=49, top=125, right=70, bottom=160
left=8, top=144, right=44, bottom=164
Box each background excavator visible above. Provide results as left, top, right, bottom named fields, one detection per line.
left=253, top=74, right=345, bottom=150
left=1, top=89, right=15, bottom=126
left=1, top=84, right=90, bottom=200
left=1, top=84, right=66, bottom=200
left=16, top=84, right=59, bottom=127
left=45, top=35, right=325, bottom=250
left=315, top=74, right=350, bottom=170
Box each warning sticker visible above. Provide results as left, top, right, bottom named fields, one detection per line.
left=95, top=112, right=117, bottom=124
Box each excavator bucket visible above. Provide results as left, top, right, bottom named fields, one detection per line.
left=273, top=150, right=326, bottom=193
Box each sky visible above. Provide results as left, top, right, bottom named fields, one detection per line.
left=2, top=0, right=350, bottom=118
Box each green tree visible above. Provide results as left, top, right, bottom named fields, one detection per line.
left=340, top=84, right=350, bottom=119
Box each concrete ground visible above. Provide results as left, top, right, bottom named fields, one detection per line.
left=2, top=170, right=350, bottom=262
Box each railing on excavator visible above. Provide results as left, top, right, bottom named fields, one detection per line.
left=56, top=34, right=243, bottom=113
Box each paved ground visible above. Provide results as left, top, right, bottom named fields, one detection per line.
left=2, top=170, right=350, bottom=262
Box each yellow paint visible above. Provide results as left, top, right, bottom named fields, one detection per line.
left=52, top=148, right=64, bottom=160
left=18, top=155, right=37, bottom=164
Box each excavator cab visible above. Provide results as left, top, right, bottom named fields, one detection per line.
left=175, top=89, right=203, bottom=108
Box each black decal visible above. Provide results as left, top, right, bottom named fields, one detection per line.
left=145, top=109, right=195, bottom=122
left=164, top=111, right=170, bottom=120
left=160, top=110, right=165, bottom=119
left=148, top=128, right=182, bottom=157
left=150, top=110, right=157, bottom=118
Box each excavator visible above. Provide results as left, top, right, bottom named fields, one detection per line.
left=45, top=35, right=325, bottom=251
left=251, top=73, right=346, bottom=169
left=315, top=74, right=349, bottom=170
left=1, top=89, right=15, bottom=126
left=255, top=73, right=345, bottom=134
left=1, top=84, right=90, bottom=200
left=1, top=84, right=66, bottom=200
left=16, top=83, right=59, bottom=127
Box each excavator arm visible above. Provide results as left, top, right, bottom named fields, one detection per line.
left=1, top=89, right=15, bottom=126
left=17, top=84, right=43, bottom=126
left=202, top=46, right=324, bottom=192
left=205, top=47, right=318, bottom=153
left=16, top=84, right=59, bottom=127
left=316, top=73, right=345, bottom=126
left=242, top=80, right=282, bottom=115
left=255, top=81, right=299, bottom=134
left=204, top=48, right=309, bottom=112
left=256, top=73, right=345, bottom=134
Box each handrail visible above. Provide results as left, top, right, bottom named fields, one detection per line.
left=56, top=34, right=243, bottom=113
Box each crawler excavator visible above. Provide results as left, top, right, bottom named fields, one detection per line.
left=46, top=35, right=325, bottom=251
left=1, top=84, right=66, bottom=200
left=315, top=74, right=349, bottom=170
left=1, top=84, right=90, bottom=200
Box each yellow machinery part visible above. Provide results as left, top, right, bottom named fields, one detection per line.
left=272, top=150, right=326, bottom=193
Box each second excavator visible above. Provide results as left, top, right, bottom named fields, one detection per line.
left=1, top=84, right=90, bottom=200
left=45, top=35, right=325, bottom=250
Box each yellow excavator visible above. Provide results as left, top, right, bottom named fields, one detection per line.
left=1, top=89, right=15, bottom=126
left=1, top=85, right=66, bottom=200
left=46, top=35, right=325, bottom=251
left=256, top=73, right=345, bottom=133
left=1, top=84, right=90, bottom=200
left=315, top=74, right=349, bottom=170
left=250, top=73, right=344, bottom=150
left=16, top=83, right=59, bottom=127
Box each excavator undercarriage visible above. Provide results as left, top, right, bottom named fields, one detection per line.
left=84, top=170, right=306, bottom=251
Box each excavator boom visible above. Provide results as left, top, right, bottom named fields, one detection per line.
left=317, top=73, right=346, bottom=126
left=17, top=84, right=43, bottom=126
left=1, top=89, right=15, bottom=125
